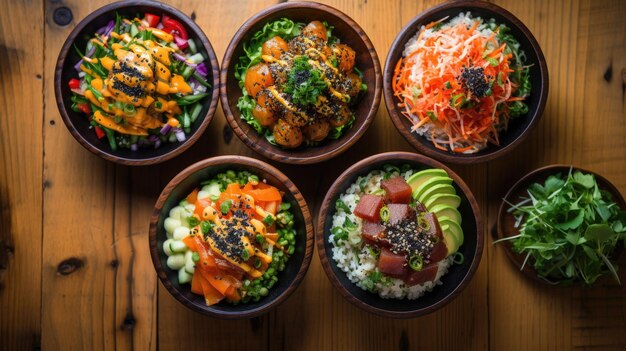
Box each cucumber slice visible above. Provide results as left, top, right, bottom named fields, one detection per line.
left=197, top=190, right=211, bottom=200
left=187, top=39, right=197, bottom=54
left=183, top=203, right=196, bottom=213
left=202, top=182, right=221, bottom=198
left=188, top=53, right=205, bottom=64
left=163, top=239, right=174, bottom=256
left=168, top=206, right=184, bottom=221
left=164, top=218, right=181, bottom=235
left=178, top=268, right=193, bottom=284
left=173, top=226, right=190, bottom=240
left=169, top=240, right=188, bottom=253
left=184, top=251, right=195, bottom=274
left=166, top=254, right=185, bottom=270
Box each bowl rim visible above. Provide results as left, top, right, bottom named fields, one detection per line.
left=148, top=155, right=315, bottom=318
left=54, top=0, right=220, bottom=166
left=382, top=0, right=549, bottom=164
left=219, top=1, right=382, bottom=165
left=495, top=164, right=626, bottom=285
left=315, top=151, right=484, bottom=318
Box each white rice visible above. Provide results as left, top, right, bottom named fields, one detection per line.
left=330, top=169, right=454, bottom=300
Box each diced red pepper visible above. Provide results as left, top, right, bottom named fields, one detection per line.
left=353, top=194, right=384, bottom=222
left=162, top=18, right=188, bottom=39
left=378, top=248, right=407, bottom=277
left=144, top=13, right=160, bottom=27
left=68, top=78, right=80, bottom=90
left=76, top=102, right=91, bottom=114
left=404, top=263, right=438, bottom=286
left=94, top=126, right=105, bottom=139
left=381, top=176, right=412, bottom=204
left=387, top=203, right=410, bottom=225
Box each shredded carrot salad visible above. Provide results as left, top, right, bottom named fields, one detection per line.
left=392, top=13, right=530, bottom=153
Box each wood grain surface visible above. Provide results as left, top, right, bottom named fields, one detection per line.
left=0, top=0, right=624, bottom=350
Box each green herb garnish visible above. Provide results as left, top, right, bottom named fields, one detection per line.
left=496, top=170, right=626, bottom=285
left=263, top=215, right=275, bottom=226
left=220, top=200, right=232, bottom=215
left=283, top=56, right=327, bottom=106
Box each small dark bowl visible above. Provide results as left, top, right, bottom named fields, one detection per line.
left=220, top=1, right=382, bottom=164
left=55, top=0, right=220, bottom=165
left=316, top=152, right=483, bottom=318
left=383, top=1, right=548, bottom=164
left=496, top=165, right=626, bottom=285
left=149, top=156, right=314, bottom=318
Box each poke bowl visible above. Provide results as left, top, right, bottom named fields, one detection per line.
left=149, top=156, right=314, bottom=318
left=316, top=152, right=483, bottom=318
left=383, top=1, right=548, bottom=164
left=220, top=1, right=382, bottom=164
left=55, top=0, right=220, bottom=165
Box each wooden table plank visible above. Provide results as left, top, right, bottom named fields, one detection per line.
left=0, top=0, right=44, bottom=349
left=487, top=0, right=626, bottom=350
left=42, top=1, right=157, bottom=349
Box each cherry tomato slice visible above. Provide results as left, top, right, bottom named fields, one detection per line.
left=94, top=126, right=105, bottom=139
left=68, top=78, right=80, bottom=90
left=144, top=13, right=160, bottom=28
left=76, top=102, right=92, bottom=115
left=162, top=18, right=188, bottom=40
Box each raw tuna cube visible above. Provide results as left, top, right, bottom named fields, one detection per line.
left=353, top=194, right=384, bottom=222
left=378, top=248, right=407, bottom=277
left=387, top=203, right=410, bottom=225
left=381, top=176, right=412, bottom=204
left=428, top=241, right=448, bottom=263
left=421, top=212, right=443, bottom=239
left=404, top=263, right=439, bottom=286
left=361, top=221, right=390, bottom=247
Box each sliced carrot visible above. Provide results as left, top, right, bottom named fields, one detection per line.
left=186, top=188, right=199, bottom=204
left=246, top=187, right=281, bottom=202
left=190, top=271, right=204, bottom=295
left=391, top=17, right=524, bottom=153
left=198, top=268, right=231, bottom=295
left=263, top=201, right=279, bottom=215
left=265, top=233, right=279, bottom=242
left=199, top=275, right=224, bottom=306
left=242, top=182, right=254, bottom=192
left=194, top=236, right=217, bottom=269
left=225, top=183, right=242, bottom=195
left=182, top=235, right=198, bottom=252
left=224, top=285, right=241, bottom=302
left=194, top=199, right=211, bottom=218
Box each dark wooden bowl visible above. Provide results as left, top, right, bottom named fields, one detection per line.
left=54, top=0, right=220, bottom=165
left=220, top=1, right=382, bottom=164
left=149, top=156, right=314, bottom=318
left=383, top=1, right=549, bottom=164
left=316, top=152, right=483, bottom=318
left=496, top=165, right=626, bottom=285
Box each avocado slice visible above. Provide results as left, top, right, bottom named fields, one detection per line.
left=417, top=183, right=456, bottom=203
left=424, top=194, right=461, bottom=211
left=438, top=216, right=464, bottom=246
left=406, top=169, right=448, bottom=192
left=431, top=204, right=462, bottom=224
left=440, top=223, right=459, bottom=255
left=411, top=176, right=453, bottom=201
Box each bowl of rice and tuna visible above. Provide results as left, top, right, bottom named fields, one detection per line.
left=316, top=152, right=483, bottom=318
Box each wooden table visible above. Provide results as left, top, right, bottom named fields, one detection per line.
left=1, top=0, right=624, bottom=350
